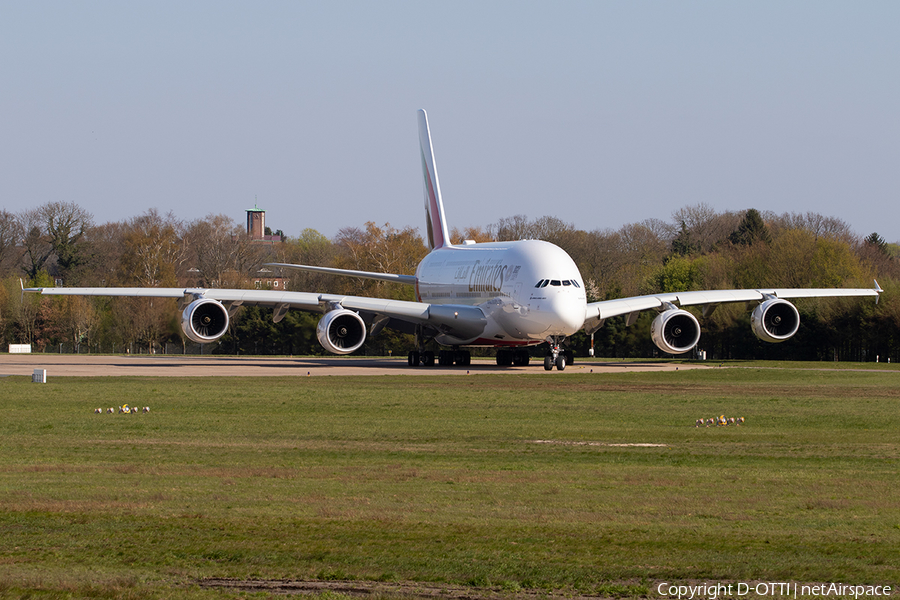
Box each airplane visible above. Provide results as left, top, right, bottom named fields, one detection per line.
left=25, top=109, right=882, bottom=370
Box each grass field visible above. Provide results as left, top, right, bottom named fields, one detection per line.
left=1, top=364, right=898, bottom=599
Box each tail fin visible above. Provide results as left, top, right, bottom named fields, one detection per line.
left=418, top=109, right=450, bottom=250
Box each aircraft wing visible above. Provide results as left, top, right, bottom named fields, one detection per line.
left=25, top=286, right=328, bottom=311
left=23, top=286, right=486, bottom=341
left=583, top=283, right=883, bottom=332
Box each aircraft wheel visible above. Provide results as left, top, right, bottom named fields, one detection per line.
left=408, top=351, right=420, bottom=366
left=544, top=356, right=554, bottom=371
left=423, top=351, right=435, bottom=366
left=513, top=350, right=530, bottom=366
left=555, top=354, right=567, bottom=371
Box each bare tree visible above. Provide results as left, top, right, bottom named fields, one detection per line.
left=528, top=216, right=577, bottom=246
left=51, top=295, right=99, bottom=353
left=121, top=209, right=186, bottom=286
left=0, top=210, right=23, bottom=276
left=770, top=211, right=854, bottom=243
left=19, top=208, right=54, bottom=280
left=571, top=228, right=625, bottom=299
left=334, top=222, right=426, bottom=299
left=81, top=221, right=126, bottom=286
left=671, top=203, right=739, bottom=253
left=5, top=271, right=53, bottom=345
left=492, top=214, right=577, bottom=245
left=494, top=214, right=531, bottom=241
left=184, top=214, right=266, bottom=288
left=110, top=296, right=176, bottom=354
left=620, top=220, right=671, bottom=261
left=449, top=225, right=495, bottom=244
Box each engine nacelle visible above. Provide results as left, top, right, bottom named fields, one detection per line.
left=181, top=298, right=229, bottom=343
left=317, top=309, right=366, bottom=355
left=651, top=308, right=701, bottom=355
left=751, top=298, right=800, bottom=343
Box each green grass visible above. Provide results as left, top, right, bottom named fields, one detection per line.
left=1, top=366, right=899, bottom=598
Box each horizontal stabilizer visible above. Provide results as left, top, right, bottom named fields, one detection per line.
left=264, top=263, right=417, bottom=285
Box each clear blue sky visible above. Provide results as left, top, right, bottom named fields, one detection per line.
left=2, top=1, right=898, bottom=241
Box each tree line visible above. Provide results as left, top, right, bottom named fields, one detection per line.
left=1, top=202, right=898, bottom=361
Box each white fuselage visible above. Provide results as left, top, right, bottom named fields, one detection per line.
left=414, top=239, right=587, bottom=347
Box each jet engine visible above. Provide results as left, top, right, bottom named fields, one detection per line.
left=317, top=309, right=366, bottom=354
left=751, top=298, right=800, bottom=342
left=181, top=298, right=230, bottom=343
left=651, top=308, right=701, bottom=354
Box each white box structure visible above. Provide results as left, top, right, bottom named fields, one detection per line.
left=9, top=344, right=31, bottom=354
left=32, top=369, right=47, bottom=383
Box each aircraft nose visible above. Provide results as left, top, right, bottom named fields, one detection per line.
left=546, top=290, right=586, bottom=334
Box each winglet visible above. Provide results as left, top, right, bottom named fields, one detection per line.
left=418, top=109, right=450, bottom=250
left=875, top=279, right=883, bottom=304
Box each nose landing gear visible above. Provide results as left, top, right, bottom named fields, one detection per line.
left=543, top=337, right=571, bottom=371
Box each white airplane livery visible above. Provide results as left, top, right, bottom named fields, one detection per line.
left=26, top=109, right=882, bottom=370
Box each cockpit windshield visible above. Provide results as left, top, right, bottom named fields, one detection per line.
left=534, top=279, right=580, bottom=288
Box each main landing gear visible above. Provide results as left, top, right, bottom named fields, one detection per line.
left=404, top=325, right=571, bottom=370
left=408, top=350, right=435, bottom=366
left=407, top=349, right=471, bottom=366
left=408, top=327, right=470, bottom=367
left=495, top=349, right=530, bottom=366
left=408, top=325, right=435, bottom=366
left=440, top=349, right=471, bottom=366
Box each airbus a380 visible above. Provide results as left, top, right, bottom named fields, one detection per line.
left=27, top=109, right=881, bottom=370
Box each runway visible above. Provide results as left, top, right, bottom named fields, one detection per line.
left=0, top=354, right=705, bottom=377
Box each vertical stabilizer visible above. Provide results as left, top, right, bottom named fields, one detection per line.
left=418, top=109, right=450, bottom=250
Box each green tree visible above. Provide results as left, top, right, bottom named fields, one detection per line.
left=45, top=202, right=94, bottom=283
left=671, top=221, right=699, bottom=256
left=729, top=208, right=772, bottom=246
left=19, top=210, right=53, bottom=279
left=652, top=256, right=701, bottom=293
left=864, top=232, right=888, bottom=254
left=273, top=228, right=340, bottom=293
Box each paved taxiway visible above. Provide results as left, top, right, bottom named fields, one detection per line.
left=0, top=354, right=707, bottom=377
